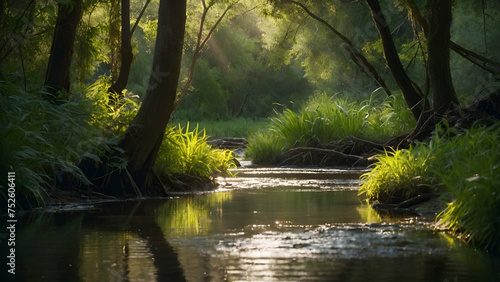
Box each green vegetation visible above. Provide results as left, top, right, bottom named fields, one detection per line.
left=245, top=92, right=415, bottom=163
left=0, top=79, right=237, bottom=208
left=359, top=123, right=500, bottom=252
left=0, top=80, right=122, bottom=208
left=170, top=118, right=269, bottom=139
left=155, top=123, right=236, bottom=179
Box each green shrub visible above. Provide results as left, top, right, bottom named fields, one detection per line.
left=85, top=76, right=140, bottom=136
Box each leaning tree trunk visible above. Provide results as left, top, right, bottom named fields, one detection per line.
left=366, top=0, right=425, bottom=120
left=287, top=0, right=392, bottom=97
left=44, top=0, right=82, bottom=102
left=118, top=0, right=186, bottom=189
left=107, top=0, right=133, bottom=98
left=425, top=0, right=459, bottom=113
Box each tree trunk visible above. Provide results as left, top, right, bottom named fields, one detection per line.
left=425, top=0, right=459, bottom=113
left=118, top=0, right=186, bottom=189
left=44, top=0, right=82, bottom=101
left=107, top=0, right=133, bottom=98
left=366, top=0, right=424, bottom=120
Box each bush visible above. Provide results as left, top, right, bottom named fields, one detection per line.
left=358, top=146, right=440, bottom=204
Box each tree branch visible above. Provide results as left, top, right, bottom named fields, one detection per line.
left=285, top=0, right=392, bottom=97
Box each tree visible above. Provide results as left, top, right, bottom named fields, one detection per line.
left=366, top=0, right=425, bottom=120
left=283, top=0, right=392, bottom=97
left=44, top=0, right=83, bottom=101
left=107, top=0, right=152, bottom=98
left=423, top=0, right=459, bottom=113
left=174, top=0, right=238, bottom=110
left=118, top=0, right=186, bottom=189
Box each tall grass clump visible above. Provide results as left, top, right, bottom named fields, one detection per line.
left=270, top=92, right=415, bottom=148
left=245, top=131, right=284, bottom=164
left=358, top=146, right=440, bottom=203
left=245, top=91, right=416, bottom=164
left=434, top=124, right=500, bottom=252
left=155, top=123, right=237, bottom=179
left=0, top=80, right=123, bottom=208
left=359, top=122, right=500, bottom=252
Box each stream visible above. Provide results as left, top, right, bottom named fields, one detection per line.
left=1, top=167, right=499, bottom=281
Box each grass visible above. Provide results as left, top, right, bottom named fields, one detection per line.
left=0, top=79, right=125, bottom=208
left=155, top=123, right=237, bottom=179
left=358, top=146, right=440, bottom=204
left=245, top=91, right=416, bottom=163
left=359, top=122, right=500, bottom=252
left=245, top=131, right=284, bottom=164
left=169, top=117, right=269, bottom=139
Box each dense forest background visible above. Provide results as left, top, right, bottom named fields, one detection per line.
left=2, top=0, right=499, bottom=119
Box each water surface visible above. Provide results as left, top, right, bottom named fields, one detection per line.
left=1, top=167, right=499, bottom=281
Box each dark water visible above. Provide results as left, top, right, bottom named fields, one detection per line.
left=1, top=167, right=500, bottom=281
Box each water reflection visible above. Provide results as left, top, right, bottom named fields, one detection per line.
left=2, top=168, right=500, bottom=281
left=157, top=191, right=232, bottom=237
left=1, top=202, right=185, bottom=282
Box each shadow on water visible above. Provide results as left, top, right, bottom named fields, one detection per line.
left=1, top=201, right=186, bottom=282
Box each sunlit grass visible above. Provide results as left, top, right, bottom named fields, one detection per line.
left=246, top=91, right=415, bottom=163
left=359, top=146, right=439, bottom=203
left=359, top=122, right=500, bottom=252
left=155, top=123, right=237, bottom=179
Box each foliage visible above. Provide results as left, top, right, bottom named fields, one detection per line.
left=155, top=123, right=237, bottom=179
left=0, top=80, right=122, bottom=208
left=359, top=122, right=500, bottom=252
left=85, top=76, right=140, bottom=136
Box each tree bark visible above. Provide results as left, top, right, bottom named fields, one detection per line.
left=107, top=0, right=133, bottom=97
left=425, top=0, right=459, bottom=113
left=44, top=0, right=82, bottom=101
left=118, top=0, right=186, bottom=188
left=366, top=0, right=424, bottom=120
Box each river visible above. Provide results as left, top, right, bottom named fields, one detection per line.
left=1, top=167, right=499, bottom=281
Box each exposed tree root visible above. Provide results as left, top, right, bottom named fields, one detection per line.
left=277, top=146, right=370, bottom=166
